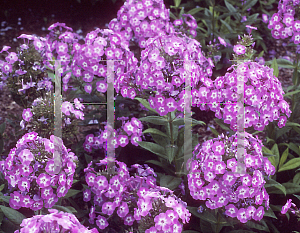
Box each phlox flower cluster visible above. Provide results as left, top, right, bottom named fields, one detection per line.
left=2, top=132, right=78, bottom=210
left=14, top=209, right=98, bottom=233
left=187, top=132, right=275, bottom=223
left=0, top=42, right=53, bottom=102
left=199, top=61, right=291, bottom=131
left=115, top=32, right=214, bottom=117
left=172, top=14, right=198, bottom=38
left=84, top=158, right=190, bottom=232
left=20, top=93, right=84, bottom=142
left=108, top=0, right=174, bottom=48
left=83, top=117, right=143, bottom=153
left=268, top=0, right=300, bottom=43
left=39, top=22, right=82, bottom=92
left=70, top=27, right=137, bottom=95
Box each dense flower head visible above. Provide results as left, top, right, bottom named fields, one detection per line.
left=84, top=157, right=190, bottom=232
left=70, top=27, right=137, bottom=95
left=83, top=116, right=143, bottom=153
left=3, top=133, right=78, bottom=210
left=109, top=0, right=174, bottom=48
left=14, top=209, right=98, bottom=233
left=203, top=61, right=291, bottom=131
left=268, top=0, right=300, bottom=43
left=115, top=32, right=214, bottom=117
left=187, top=132, right=275, bottom=223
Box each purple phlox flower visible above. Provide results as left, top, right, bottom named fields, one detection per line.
left=281, top=199, right=294, bottom=214
left=38, top=116, right=48, bottom=124
left=0, top=45, right=11, bottom=53
left=233, top=44, right=246, bottom=55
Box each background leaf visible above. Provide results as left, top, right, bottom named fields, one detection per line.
left=0, top=205, right=26, bottom=225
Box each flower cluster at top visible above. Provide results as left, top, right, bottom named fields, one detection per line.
left=68, top=27, right=137, bottom=95
left=115, top=31, right=214, bottom=116
left=2, top=132, right=78, bottom=210
left=268, top=0, right=300, bottom=43
left=108, top=0, right=174, bottom=49
left=187, top=132, right=275, bottom=223
left=199, top=60, right=291, bottom=131
left=14, top=209, right=98, bottom=233
left=83, top=116, right=143, bottom=153
left=84, top=157, right=190, bottom=232
left=0, top=43, right=53, bottom=102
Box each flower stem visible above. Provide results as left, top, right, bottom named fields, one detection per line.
left=168, top=112, right=174, bottom=145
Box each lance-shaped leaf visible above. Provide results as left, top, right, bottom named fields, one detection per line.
left=137, top=141, right=168, bottom=160
left=0, top=205, right=26, bottom=225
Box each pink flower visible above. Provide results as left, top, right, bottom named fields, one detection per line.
left=117, top=202, right=129, bottom=218
left=281, top=199, right=292, bottom=214
left=22, top=108, right=33, bottom=122
left=154, top=213, right=171, bottom=231
left=124, top=214, right=134, bottom=226
left=237, top=208, right=249, bottom=223
left=18, top=149, right=34, bottom=165
left=61, top=102, right=74, bottom=116
left=37, top=173, right=51, bottom=188
left=253, top=206, right=264, bottom=221
left=5, top=52, right=18, bottom=64
left=233, top=44, right=246, bottom=55
left=96, top=216, right=108, bottom=229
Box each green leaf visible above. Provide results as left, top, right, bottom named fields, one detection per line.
left=137, top=141, right=167, bottom=159
left=0, top=205, right=26, bottom=225
left=293, top=194, right=300, bottom=200
left=225, top=0, right=237, bottom=13
left=174, top=0, right=181, bottom=7
left=278, top=158, right=300, bottom=172
left=0, top=185, right=4, bottom=192
left=135, top=97, right=160, bottom=115
left=208, top=126, right=219, bottom=136
left=0, top=196, right=10, bottom=204
left=284, top=183, right=300, bottom=194
left=169, top=11, right=177, bottom=20
left=293, top=173, right=300, bottom=185
left=0, top=122, right=5, bottom=135
left=264, top=206, right=277, bottom=219
left=165, top=145, right=178, bottom=163
left=220, top=19, right=233, bottom=33
left=289, top=142, right=300, bottom=156
left=139, top=116, right=168, bottom=125
left=172, top=118, right=205, bottom=127
left=284, top=89, right=300, bottom=97
left=187, top=8, right=203, bottom=15
left=276, top=58, right=295, bottom=69
left=279, top=148, right=289, bottom=169
left=246, top=219, right=269, bottom=232
left=142, top=128, right=169, bottom=138
left=271, top=143, right=279, bottom=169
left=187, top=206, right=217, bottom=223
left=265, top=178, right=286, bottom=195
left=160, top=175, right=181, bottom=190
left=52, top=205, right=74, bottom=214
left=64, top=189, right=81, bottom=198
left=214, top=118, right=231, bottom=131
left=271, top=58, right=279, bottom=78
left=276, top=126, right=291, bottom=140
left=242, top=0, right=258, bottom=11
